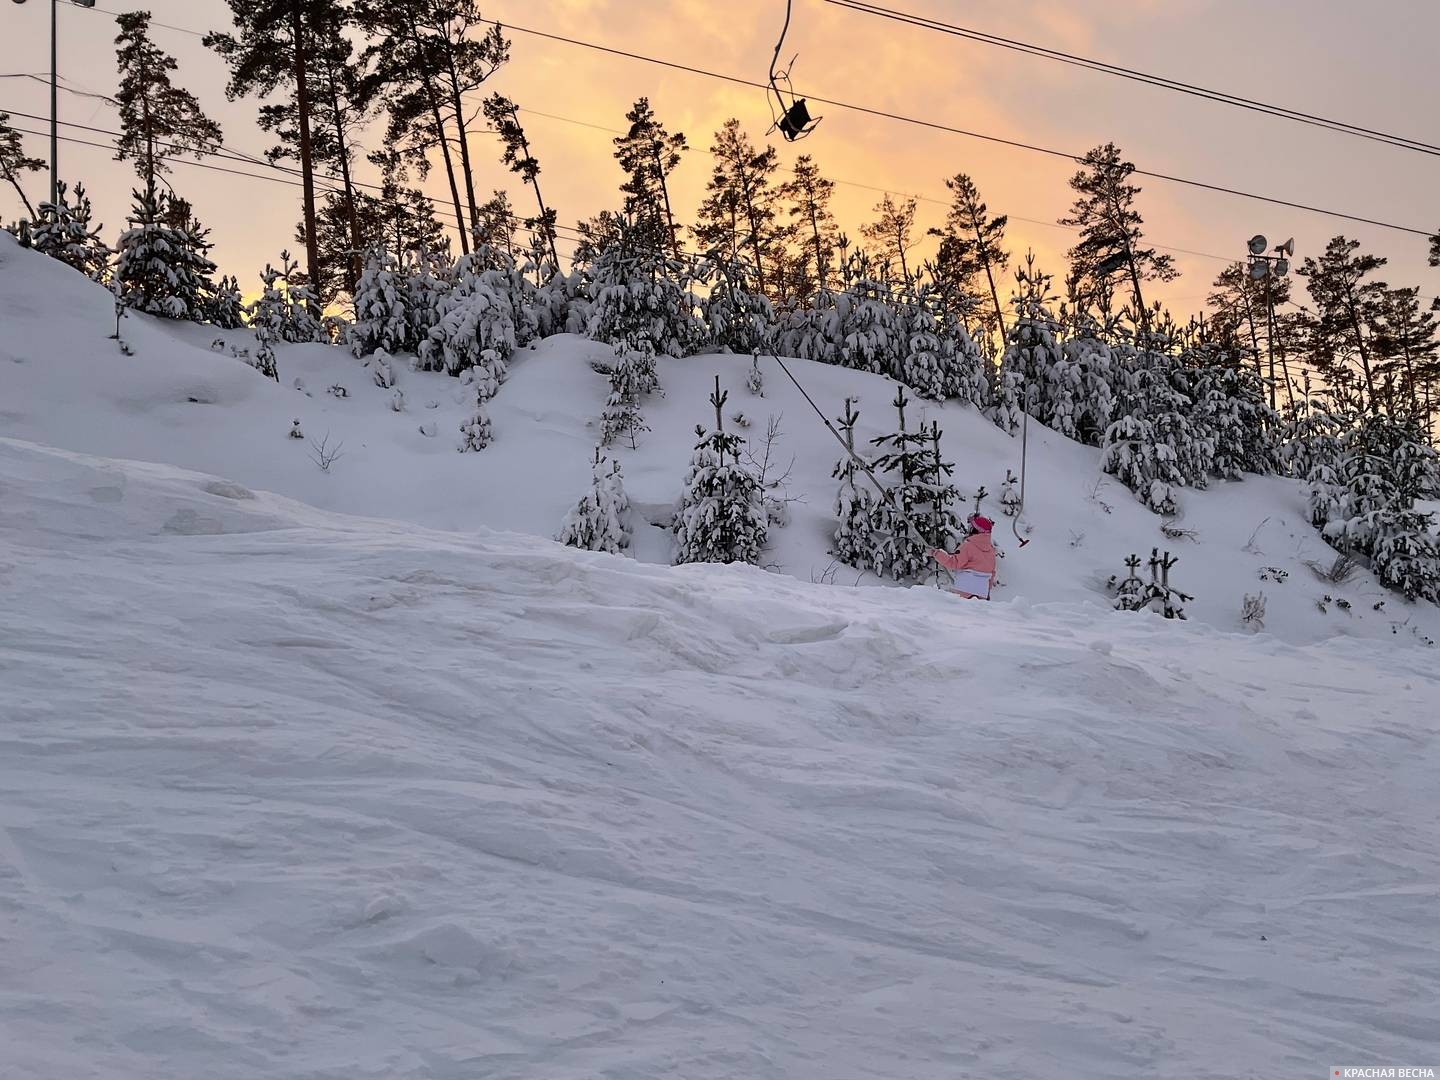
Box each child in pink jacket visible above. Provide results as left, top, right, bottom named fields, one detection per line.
left=930, top=515, right=997, bottom=599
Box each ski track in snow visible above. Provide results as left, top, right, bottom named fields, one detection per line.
left=2, top=438, right=1438, bottom=1079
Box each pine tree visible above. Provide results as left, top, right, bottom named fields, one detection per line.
left=779, top=154, right=837, bottom=296
left=483, top=93, right=559, bottom=271
left=207, top=274, right=246, bottom=329
left=355, top=1, right=509, bottom=252
left=868, top=388, right=962, bottom=579
left=29, top=181, right=111, bottom=280
left=1298, top=236, right=1390, bottom=414
left=929, top=173, right=1010, bottom=353
left=1061, top=142, right=1177, bottom=336
left=350, top=245, right=413, bottom=356
left=1374, top=286, right=1439, bottom=424
left=0, top=112, right=44, bottom=219
left=115, top=11, right=222, bottom=194
left=114, top=186, right=212, bottom=320
left=995, top=254, right=1062, bottom=435
left=693, top=119, right=781, bottom=297
left=611, top=96, right=687, bottom=257
left=861, top=193, right=919, bottom=284
left=700, top=251, right=775, bottom=356
left=207, top=0, right=331, bottom=289
left=673, top=378, right=768, bottom=565
left=250, top=251, right=325, bottom=344
left=831, top=397, right=878, bottom=569
left=558, top=447, right=632, bottom=554
left=423, top=251, right=517, bottom=392
left=457, top=388, right=494, bottom=452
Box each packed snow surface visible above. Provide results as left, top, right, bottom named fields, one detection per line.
left=2, top=437, right=1438, bottom=1079
left=3, top=234, right=1439, bottom=1078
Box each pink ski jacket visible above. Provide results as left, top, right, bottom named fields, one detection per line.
left=932, top=534, right=997, bottom=596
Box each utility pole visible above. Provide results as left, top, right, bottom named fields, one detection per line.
left=1245, top=234, right=1294, bottom=411
left=12, top=0, right=97, bottom=206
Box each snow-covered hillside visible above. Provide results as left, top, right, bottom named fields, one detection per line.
left=3, top=436, right=1438, bottom=1080
left=2, top=231, right=1436, bottom=645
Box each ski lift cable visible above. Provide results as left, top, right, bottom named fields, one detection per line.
left=500, top=105, right=1248, bottom=267
left=467, top=17, right=1432, bottom=239
left=824, top=0, right=1440, bottom=159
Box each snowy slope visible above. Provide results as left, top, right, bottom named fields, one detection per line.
left=3, top=232, right=1437, bottom=645
left=2, top=435, right=1438, bottom=1080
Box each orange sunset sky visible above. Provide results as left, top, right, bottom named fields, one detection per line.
left=2, top=0, right=1437, bottom=313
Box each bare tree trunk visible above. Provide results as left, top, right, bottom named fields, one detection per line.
left=402, top=11, right=467, bottom=256
left=292, top=0, right=322, bottom=302
left=443, top=65, right=481, bottom=243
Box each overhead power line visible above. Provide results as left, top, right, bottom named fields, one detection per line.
left=4, top=119, right=585, bottom=255
left=61, top=2, right=1435, bottom=238
left=824, top=0, right=1440, bottom=159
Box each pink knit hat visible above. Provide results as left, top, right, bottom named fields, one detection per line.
left=972, top=515, right=994, bottom=533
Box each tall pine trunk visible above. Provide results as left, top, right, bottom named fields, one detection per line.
left=291, top=0, right=321, bottom=305
left=444, top=66, right=481, bottom=244
left=402, top=12, right=467, bottom=256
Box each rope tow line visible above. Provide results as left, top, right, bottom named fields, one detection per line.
left=764, top=352, right=954, bottom=587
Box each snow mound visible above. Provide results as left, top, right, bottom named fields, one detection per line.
left=2, top=436, right=1437, bottom=1079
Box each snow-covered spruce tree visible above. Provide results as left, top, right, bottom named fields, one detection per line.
left=1101, top=381, right=1183, bottom=517
left=599, top=352, right=652, bottom=449
left=1000, top=469, right=1022, bottom=516
left=700, top=251, right=775, bottom=356
left=778, top=248, right=904, bottom=378
left=746, top=354, right=765, bottom=396
left=585, top=212, right=701, bottom=361
left=1148, top=345, right=1211, bottom=490
left=403, top=248, right=451, bottom=348
left=1058, top=316, right=1117, bottom=446
left=30, top=181, right=111, bottom=280
left=893, top=281, right=948, bottom=401
left=558, top=447, right=632, bottom=554
left=420, top=251, right=517, bottom=396
left=349, top=246, right=413, bottom=358
left=205, top=274, right=245, bottom=329
left=868, top=388, right=963, bottom=580
left=457, top=386, right=494, bottom=452
left=250, top=251, right=325, bottom=345
left=1278, top=376, right=1347, bottom=482
left=1195, top=343, right=1275, bottom=479
left=994, top=253, right=1061, bottom=434
left=531, top=264, right=589, bottom=338
left=114, top=186, right=211, bottom=320
left=673, top=378, right=768, bottom=566
left=1314, top=412, right=1440, bottom=602
left=831, top=397, right=878, bottom=570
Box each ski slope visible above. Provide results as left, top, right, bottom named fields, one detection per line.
left=4, top=233, right=1440, bottom=1078
left=2, top=436, right=1438, bottom=1079
left=3, top=231, right=1437, bottom=645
